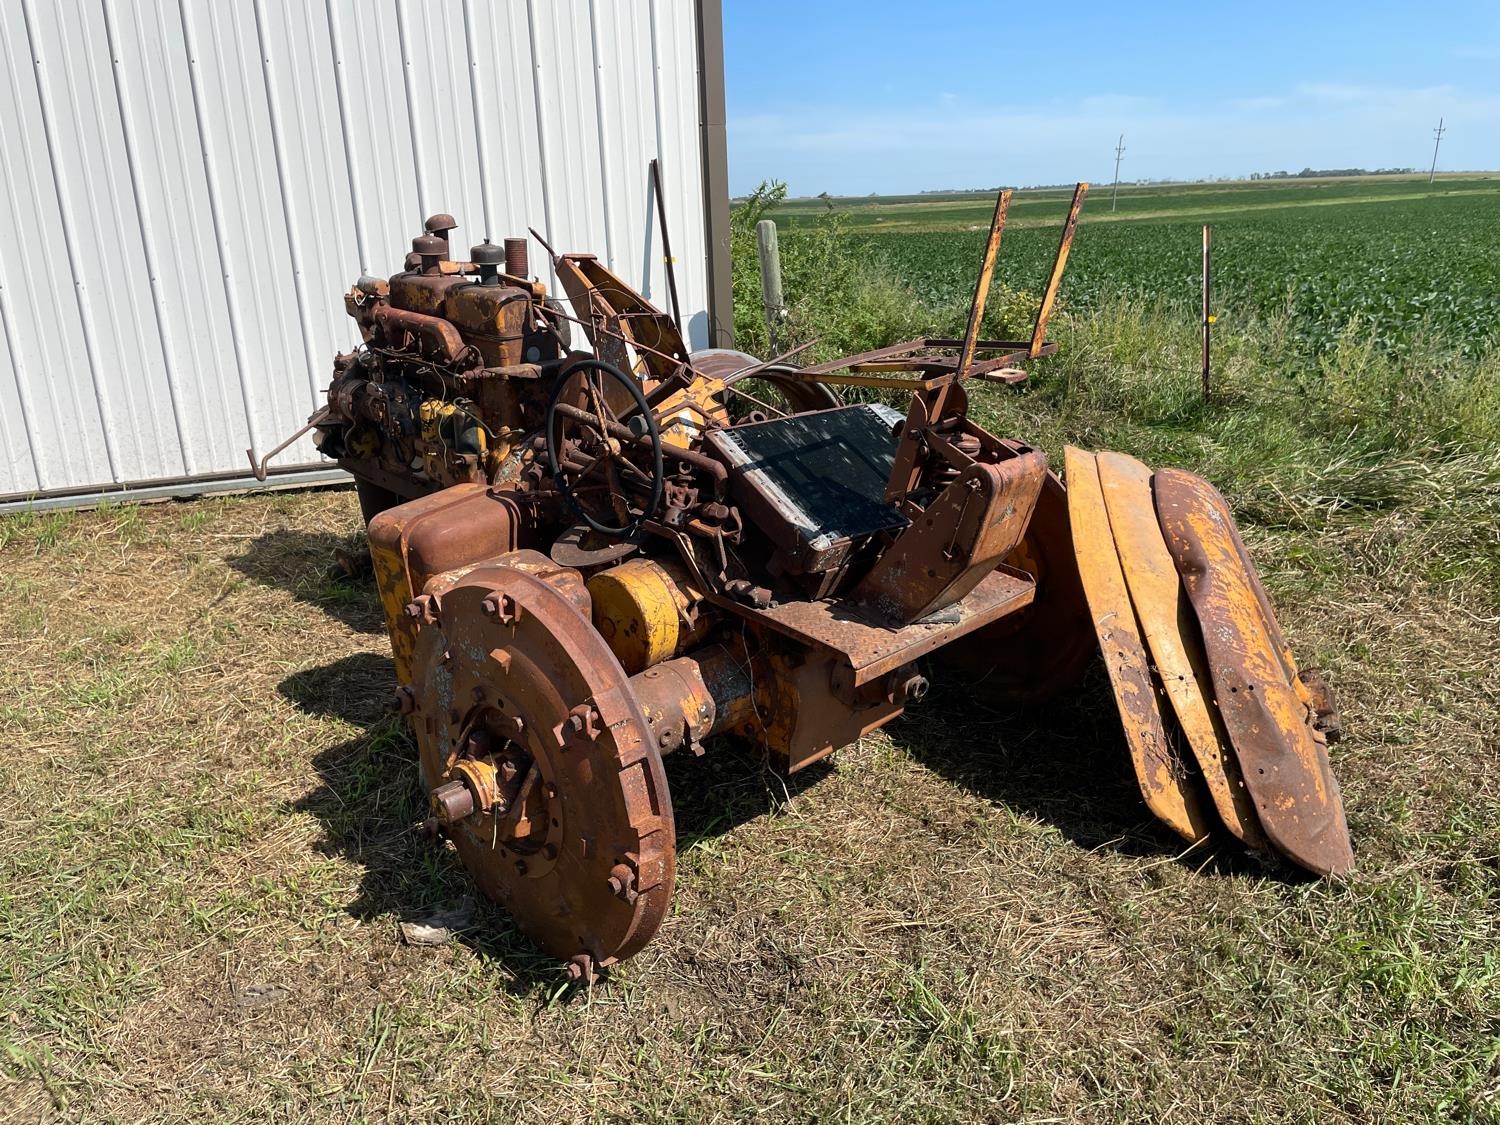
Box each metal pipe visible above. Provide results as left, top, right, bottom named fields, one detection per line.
left=650, top=158, right=685, bottom=340
left=372, top=305, right=467, bottom=365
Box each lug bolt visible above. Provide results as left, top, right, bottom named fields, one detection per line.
left=566, top=704, right=602, bottom=741
left=404, top=593, right=440, bottom=626
left=394, top=685, right=417, bottom=715
left=565, top=953, right=594, bottom=982
left=607, top=862, right=638, bottom=904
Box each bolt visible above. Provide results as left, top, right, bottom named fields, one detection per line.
left=566, top=704, right=602, bottom=741
left=606, top=862, right=638, bottom=904
left=514, top=859, right=528, bottom=876
left=393, top=685, right=417, bottom=715
left=404, top=593, right=440, bottom=625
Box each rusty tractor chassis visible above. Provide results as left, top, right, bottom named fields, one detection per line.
left=291, top=183, right=1351, bottom=980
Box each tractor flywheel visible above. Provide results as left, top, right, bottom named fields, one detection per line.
left=408, top=561, right=675, bottom=979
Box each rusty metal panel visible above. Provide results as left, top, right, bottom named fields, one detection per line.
left=1065, top=447, right=1214, bottom=846
left=1095, top=451, right=1266, bottom=849
left=1155, top=467, right=1354, bottom=875
left=0, top=0, right=714, bottom=506
left=747, top=567, right=1035, bottom=687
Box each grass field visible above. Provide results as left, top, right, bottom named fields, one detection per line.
left=766, top=174, right=1500, bottom=359
left=3, top=173, right=1499, bottom=1122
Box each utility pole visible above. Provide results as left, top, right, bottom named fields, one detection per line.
left=1111, top=134, right=1125, bottom=211
left=1428, top=117, right=1445, bottom=183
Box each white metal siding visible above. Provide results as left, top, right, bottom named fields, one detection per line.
left=0, top=0, right=710, bottom=500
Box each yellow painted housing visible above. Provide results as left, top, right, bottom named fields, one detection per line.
left=587, top=558, right=704, bottom=674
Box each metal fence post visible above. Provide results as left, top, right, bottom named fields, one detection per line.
left=1201, top=223, right=1212, bottom=404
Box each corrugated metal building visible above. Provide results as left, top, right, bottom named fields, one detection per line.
left=0, top=0, right=729, bottom=510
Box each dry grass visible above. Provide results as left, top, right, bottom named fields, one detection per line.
left=1, top=457, right=1497, bottom=1122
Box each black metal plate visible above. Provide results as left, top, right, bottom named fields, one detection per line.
left=707, top=405, right=908, bottom=564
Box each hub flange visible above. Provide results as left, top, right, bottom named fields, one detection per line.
left=409, top=562, right=676, bottom=974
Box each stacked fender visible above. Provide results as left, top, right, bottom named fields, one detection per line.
left=1065, top=448, right=1353, bottom=876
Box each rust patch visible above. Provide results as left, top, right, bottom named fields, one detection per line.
left=1154, top=467, right=1353, bottom=876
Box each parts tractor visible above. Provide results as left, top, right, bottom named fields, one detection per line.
left=268, top=184, right=1351, bottom=981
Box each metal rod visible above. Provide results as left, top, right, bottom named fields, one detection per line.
left=1028, top=182, right=1089, bottom=359
left=1201, top=223, right=1212, bottom=405
left=543, top=300, right=696, bottom=379
left=245, top=406, right=330, bottom=482
left=552, top=402, right=726, bottom=481
left=649, top=158, right=685, bottom=339
left=956, top=189, right=1012, bottom=380
left=714, top=380, right=791, bottom=420
left=528, top=225, right=561, bottom=265
left=720, top=338, right=817, bottom=385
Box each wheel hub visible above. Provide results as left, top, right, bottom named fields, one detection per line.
left=409, top=562, right=676, bottom=972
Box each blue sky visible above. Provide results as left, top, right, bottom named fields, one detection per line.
left=723, top=1, right=1500, bottom=195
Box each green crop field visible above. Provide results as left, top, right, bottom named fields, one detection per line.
left=768, top=175, right=1500, bottom=358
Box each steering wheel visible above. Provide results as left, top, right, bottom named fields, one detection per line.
left=544, top=358, right=666, bottom=537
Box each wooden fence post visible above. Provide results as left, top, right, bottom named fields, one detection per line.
left=755, top=219, right=784, bottom=353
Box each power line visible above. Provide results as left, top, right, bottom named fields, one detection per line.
left=1111, top=134, right=1126, bottom=211
left=1429, top=117, right=1445, bottom=184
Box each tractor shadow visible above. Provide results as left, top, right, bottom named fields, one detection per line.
left=888, top=663, right=1296, bottom=880
left=282, top=652, right=565, bottom=993
left=228, top=528, right=385, bottom=635
left=279, top=651, right=832, bottom=993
